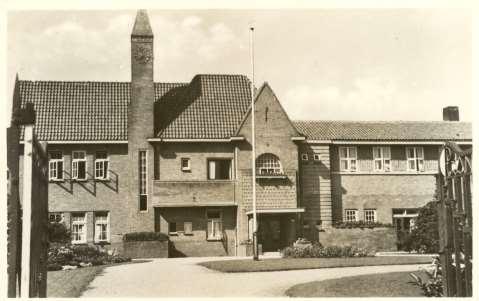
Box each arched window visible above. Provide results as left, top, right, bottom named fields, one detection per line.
left=256, top=153, right=283, bottom=176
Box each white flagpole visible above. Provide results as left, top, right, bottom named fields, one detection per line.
left=250, top=25, right=259, bottom=260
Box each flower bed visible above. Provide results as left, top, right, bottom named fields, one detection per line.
left=282, top=243, right=373, bottom=258
left=333, top=221, right=393, bottom=229
left=47, top=244, right=131, bottom=271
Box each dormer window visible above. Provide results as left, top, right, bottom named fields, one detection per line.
left=256, top=153, right=283, bottom=176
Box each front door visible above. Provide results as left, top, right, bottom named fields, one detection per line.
left=258, top=217, right=281, bottom=252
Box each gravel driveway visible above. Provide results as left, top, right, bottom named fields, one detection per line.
left=81, top=257, right=427, bottom=297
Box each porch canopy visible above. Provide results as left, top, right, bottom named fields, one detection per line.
left=245, top=208, right=304, bottom=215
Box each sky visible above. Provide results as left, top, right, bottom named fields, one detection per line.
left=6, top=9, right=473, bottom=121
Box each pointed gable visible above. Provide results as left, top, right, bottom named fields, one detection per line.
left=131, top=10, right=153, bottom=37
left=237, top=82, right=299, bottom=138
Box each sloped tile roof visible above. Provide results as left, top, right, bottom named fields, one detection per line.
left=19, top=81, right=130, bottom=141
left=293, top=120, right=472, bottom=141
left=18, top=74, right=251, bottom=141
left=155, top=74, right=251, bottom=139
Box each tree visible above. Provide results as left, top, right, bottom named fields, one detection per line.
left=48, top=222, right=71, bottom=244
left=408, top=201, right=440, bottom=253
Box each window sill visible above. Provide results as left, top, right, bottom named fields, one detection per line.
left=71, top=241, right=87, bottom=245
left=94, top=241, right=110, bottom=245
left=95, top=178, right=110, bottom=182
left=256, top=174, right=288, bottom=179
left=169, top=232, right=178, bottom=236
left=49, top=179, right=65, bottom=183
left=72, top=179, right=89, bottom=182
left=207, top=237, right=222, bottom=241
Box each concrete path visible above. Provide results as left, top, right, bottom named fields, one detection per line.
left=81, top=257, right=428, bottom=297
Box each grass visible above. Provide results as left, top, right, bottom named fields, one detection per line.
left=47, top=260, right=149, bottom=297
left=199, top=256, right=432, bottom=273
left=285, top=271, right=428, bottom=297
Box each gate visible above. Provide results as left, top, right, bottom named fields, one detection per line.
left=7, top=103, right=49, bottom=297
left=437, top=141, right=472, bottom=297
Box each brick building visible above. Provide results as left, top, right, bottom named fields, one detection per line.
left=14, top=11, right=472, bottom=256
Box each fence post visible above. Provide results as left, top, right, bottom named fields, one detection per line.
left=20, top=125, right=34, bottom=297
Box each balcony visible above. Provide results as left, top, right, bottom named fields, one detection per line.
left=152, top=180, right=236, bottom=207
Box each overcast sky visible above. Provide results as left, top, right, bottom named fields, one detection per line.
left=7, top=9, right=472, bottom=121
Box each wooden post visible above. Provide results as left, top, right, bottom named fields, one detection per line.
left=20, top=125, right=33, bottom=298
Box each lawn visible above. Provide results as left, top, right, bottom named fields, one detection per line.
left=199, top=256, right=432, bottom=273
left=47, top=260, right=149, bottom=297
left=285, top=271, right=428, bottom=297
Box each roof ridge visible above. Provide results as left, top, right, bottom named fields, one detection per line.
left=294, top=120, right=471, bottom=124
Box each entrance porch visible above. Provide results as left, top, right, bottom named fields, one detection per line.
left=247, top=209, right=304, bottom=252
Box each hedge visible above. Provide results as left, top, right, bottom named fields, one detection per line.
left=282, top=244, right=373, bottom=258
left=123, top=231, right=169, bottom=242
left=333, top=221, right=393, bottom=229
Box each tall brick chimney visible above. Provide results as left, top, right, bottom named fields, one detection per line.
left=443, top=106, right=459, bottom=121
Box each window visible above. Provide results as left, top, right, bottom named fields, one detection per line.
left=313, top=154, right=321, bottom=162
left=373, top=147, right=391, bottom=172
left=207, top=159, right=232, bottom=180
left=184, top=222, right=193, bottom=235
left=207, top=210, right=222, bottom=240
left=181, top=158, right=191, bottom=171
left=364, top=209, right=377, bottom=223
left=139, top=151, right=148, bottom=211
left=256, top=153, right=283, bottom=175
left=48, top=151, right=63, bottom=181
left=94, top=212, right=109, bottom=242
left=72, top=151, right=87, bottom=180
left=49, top=212, right=63, bottom=223
left=168, top=222, right=177, bottom=234
left=94, top=151, right=109, bottom=180
left=406, top=147, right=425, bottom=172
left=339, top=147, right=357, bottom=172
left=71, top=213, right=86, bottom=244
left=301, top=153, right=309, bottom=161
left=344, top=209, right=358, bottom=222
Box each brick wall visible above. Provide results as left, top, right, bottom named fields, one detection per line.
left=155, top=206, right=236, bottom=256
left=299, top=144, right=332, bottom=226
left=332, top=174, right=437, bottom=223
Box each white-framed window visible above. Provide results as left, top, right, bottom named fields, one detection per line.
left=313, top=154, right=321, bottom=162
left=206, top=210, right=222, bottom=240
left=339, top=147, right=357, bottom=172
left=207, top=159, right=232, bottom=180
left=48, top=151, right=63, bottom=181
left=406, top=147, right=425, bottom=172
left=373, top=147, right=391, bottom=172
left=364, top=209, right=377, bottom=223
left=256, top=153, right=283, bottom=175
left=139, top=150, right=148, bottom=211
left=181, top=158, right=191, bottom=171
left=94, top=212, right=109, bottom=243
left=301, top=153, right=309, bottom=161
left=72, top=151, right=87, bottom=180
left=344, top=209, right=358, bottom=222
left=94, top=151, right=109, bottom=180
left=71, top=213, right=86, bottom=244
left=49, top=212, right=64, bottom=223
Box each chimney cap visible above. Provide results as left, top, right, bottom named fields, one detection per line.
left=443, top=106, right=459, bottom=121
left=132, top=10, right=153, bottom=37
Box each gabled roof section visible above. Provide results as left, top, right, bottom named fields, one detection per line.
left=155, top=74, right=251, bottom=139
left=234, top=82, right=301, bottom=137
left=294, top=120, right=472, bottom=141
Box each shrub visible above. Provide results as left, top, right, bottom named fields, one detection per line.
left=123, top=231, right=169, bottom=242
left=403, top=201, right=439, bottom=253
left=48, top=222, right=71, bottom=244
left=282, top=244, right=372, bottom=258
left=47, top=263, right=63, bottom=271
left=47, top=244, right=131, bottom=268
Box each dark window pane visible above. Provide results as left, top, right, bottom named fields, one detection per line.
left=169, top=222, right=176, bottom=233
left=78, top=161, right=86, bottom=179
left=139, top=194, right=147, bottom=211
left=58, top=162, right=63, bottom=179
